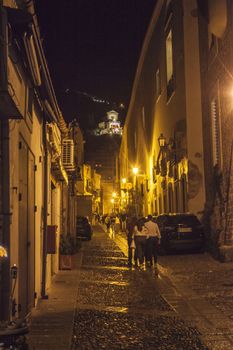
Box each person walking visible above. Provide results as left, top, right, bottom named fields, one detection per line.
left=121, top=213, right=127, bottom=232
left=105, top=215, right=111, bottom=234
left=114, top=215, right=121, bottom=234
left=126, top=216, right=137, bottom=267
left=110, top=215, right=116, bottom=238
left=133, top=218, right=148, bottom=268
left=144, top=215, right=161, bottom=269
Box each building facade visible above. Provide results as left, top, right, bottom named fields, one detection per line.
left=119, top=0, right=233, bottom=260
left=119, top=0, right=205, bottom=220
left=0, top=0, right=83, bottom=321
left=197, top=0, right=233, bottom=259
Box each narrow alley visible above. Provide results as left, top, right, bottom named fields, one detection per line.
left=29, top=226, right=233, bottom=350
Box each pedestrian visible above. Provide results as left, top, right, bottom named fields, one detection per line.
left=110, top=215, right=116, bottom=238
left=105, top=215, right=111, bottom=233
left=126, top=216, right=137, bottom=267
left=121, top=212, right=127, bottom=232
left=114, top=215, right=121, bottom=234
left=144, top=214, right=161, bottom=269
left=133, top=218, right=148, bottom=268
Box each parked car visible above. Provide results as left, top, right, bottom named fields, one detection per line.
left=156, top=213, right=205, bottom=253
left=76, top=216, right=93, bottom=240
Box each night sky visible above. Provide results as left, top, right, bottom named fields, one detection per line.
left=35, top=0, right=156, bottom=130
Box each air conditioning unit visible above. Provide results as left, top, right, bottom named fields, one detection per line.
left=62, top=139, right=75, bottom=171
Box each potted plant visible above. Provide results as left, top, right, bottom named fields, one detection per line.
left=59, top=234, right=80, bottom=270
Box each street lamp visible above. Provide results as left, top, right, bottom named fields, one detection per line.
left=158, top=133, right=166, bottom=148
left=156, top=133, right=177, bottom=177
left=132, top=167, right=138, bottom=175
left=0, top=245, right=7, bottom=257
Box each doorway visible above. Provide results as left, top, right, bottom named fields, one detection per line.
left=18, top=136, right=35, bottom=317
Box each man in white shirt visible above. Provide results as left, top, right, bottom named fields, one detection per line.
left=144, top=215, right=161, bottom=268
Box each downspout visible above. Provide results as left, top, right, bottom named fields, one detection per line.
left=21, top=0, right=68, bottom=136
left=41, top=120, right=48, bottom=299
left=0, top=121, right=11, bottom=320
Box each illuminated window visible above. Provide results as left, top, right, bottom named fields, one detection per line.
left=166, top=29, right=175, bottom=99
left=211, top=98, right=221, bottom=166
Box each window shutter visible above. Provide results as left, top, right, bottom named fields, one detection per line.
left=62, top=139, right=75, bottom=171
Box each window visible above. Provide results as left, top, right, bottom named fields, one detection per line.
left=155, top=68, right=161, bottom=100
left=166, top=29, right=175, bottom=99
left=211, top=98, right=221, bottom=166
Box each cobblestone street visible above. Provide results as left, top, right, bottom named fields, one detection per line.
left=71, top=226, right=209, bottom=350
left=28, top=225, right=233, bottom=350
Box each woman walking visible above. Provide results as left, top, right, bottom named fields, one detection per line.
left=133, top=218, right=148, bottom=268
left=126, top=216, right=137, bottom=267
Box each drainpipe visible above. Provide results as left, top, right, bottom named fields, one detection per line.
left=41, top=120, right=48, bottom=299
left=0, top=121, right=10, bottom=320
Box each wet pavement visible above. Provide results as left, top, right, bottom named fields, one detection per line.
left=28, top=225, right=233, bottom=349
left=71, top=227, right=209, bottom=349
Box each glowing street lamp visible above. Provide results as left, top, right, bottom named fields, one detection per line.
left=112, top=192, right=117, bottom=198
left=122, top=178, right=126, bottom=184
left=132, top=167, right=138, bottom=175
left=0, top=245, right=8, bottom=258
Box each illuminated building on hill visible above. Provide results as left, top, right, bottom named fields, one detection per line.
left=93, top=110, right=122, bottom=136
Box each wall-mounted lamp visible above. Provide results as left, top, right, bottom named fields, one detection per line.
left=0, top=245, right=8, bottom=258
left=158, top=133, right=166, bottom=148
left=156, top=133, right=177, bottom=177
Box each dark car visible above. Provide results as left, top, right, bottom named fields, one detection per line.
left=156, top=213, right=205, bottom=253
left=76, top=216, right=93, bottom=240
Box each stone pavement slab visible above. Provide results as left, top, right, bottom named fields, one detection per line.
left=27, top=253, right=82, bottom=350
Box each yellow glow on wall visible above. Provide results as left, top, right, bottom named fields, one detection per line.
left=0, top=245, right=8, bottom=257
left=132, top=167, right=138, bottom=175
left=149, top=156, right=153, bottom=188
